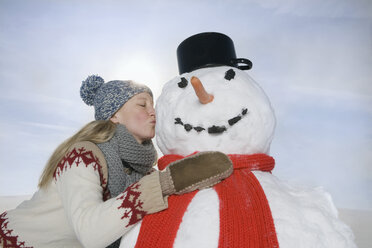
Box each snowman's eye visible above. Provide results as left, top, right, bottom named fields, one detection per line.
left=178, top=77, right=188, bottom=88
left=224, top=69, right=236, bottom=81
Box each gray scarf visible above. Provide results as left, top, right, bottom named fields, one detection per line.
left=97, top=124, right=157, bottom=198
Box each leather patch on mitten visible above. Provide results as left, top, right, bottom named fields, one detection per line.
left=168, top=151, right=233, bottom=194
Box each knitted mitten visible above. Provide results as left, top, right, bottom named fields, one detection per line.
left=159, top=151, right=233, bottom=195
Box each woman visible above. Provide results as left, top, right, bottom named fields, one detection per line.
left=0, top=75, right=232, bottom=248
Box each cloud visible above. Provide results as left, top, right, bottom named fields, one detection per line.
left=253, top=0, right=372, bottom=18
left=268, top=81, right=372, bottom=209
left=19, top=121, right=75, bottom=131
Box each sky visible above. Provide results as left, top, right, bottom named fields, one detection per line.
left=0, top=0, right=371, bottom=210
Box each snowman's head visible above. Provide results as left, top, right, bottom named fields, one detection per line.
left=156, top=66, right=276, bottom=156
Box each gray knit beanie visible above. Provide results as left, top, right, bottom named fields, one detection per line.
left=80, top=75, right=153, bottom=120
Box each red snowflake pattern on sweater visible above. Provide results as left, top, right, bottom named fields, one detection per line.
left=53, top=146, right=107, bottom=191
left=0, top=212, right=32, bottom=248
left=116, top=182, right=147, bottom=227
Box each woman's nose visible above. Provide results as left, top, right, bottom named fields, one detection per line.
left=191, top=76, right=214, bottom=104
left=148, top=106, right=155, bottom=116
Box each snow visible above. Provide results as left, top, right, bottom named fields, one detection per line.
left=0, top=195, right=31, bottom=213
left=173, top=188, right=220, bottom=248
left=155, top=66, right=276, bottom=156
left=253, top=171, right=356, bottom=247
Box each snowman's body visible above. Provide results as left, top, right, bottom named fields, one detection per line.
left=121, top=172, right=354, bottom=247
left=120, top=66, right=356, bottom=247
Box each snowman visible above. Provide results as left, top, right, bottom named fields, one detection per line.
left=120, top=33, right=356, bottom=247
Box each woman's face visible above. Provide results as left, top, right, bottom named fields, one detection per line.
left=110, top=92, right=156, bottom=143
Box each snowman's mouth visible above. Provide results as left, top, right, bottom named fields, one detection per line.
left=174, top=108, right=248, bottom=134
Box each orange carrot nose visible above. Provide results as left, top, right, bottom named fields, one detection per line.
left=191, top=76, right=214, bottom=104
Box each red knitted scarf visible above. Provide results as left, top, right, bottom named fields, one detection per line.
left=135, top=153, right=279, bottom=248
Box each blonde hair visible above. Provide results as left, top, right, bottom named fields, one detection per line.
left=38, top=120, right=117, bottom=188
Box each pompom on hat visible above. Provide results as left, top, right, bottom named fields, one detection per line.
left=80, top=75, right=153, bottom=120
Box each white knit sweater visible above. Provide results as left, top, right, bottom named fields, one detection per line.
left=0, top=141, right=167, bottom=248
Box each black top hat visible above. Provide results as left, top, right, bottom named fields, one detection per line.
left=176, top=32, right=252, bottom=74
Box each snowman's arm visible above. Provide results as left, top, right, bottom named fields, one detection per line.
left=54, top=142, right=168, bottom=248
